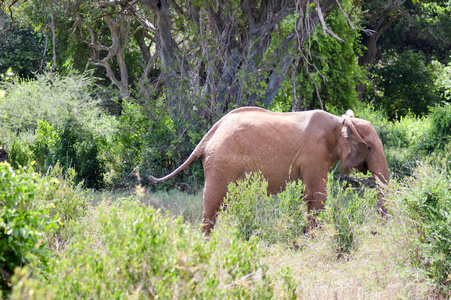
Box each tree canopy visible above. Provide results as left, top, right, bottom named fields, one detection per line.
left=1, top=0, right=450, bottom=119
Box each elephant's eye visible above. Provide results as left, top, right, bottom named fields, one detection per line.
left=368, top=146, right=372, bottom=151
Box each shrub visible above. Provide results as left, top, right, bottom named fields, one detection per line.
left=112, top=99, right=205, bottom=191
left=19, top=119, right=107, bottom=189
left=52, top=119, right=106, bottom=189
left=0, top=72, right=103, bottom=139
left=0, top=163, right=59, bottom=293
left=221, top=172, right=307, bottom=245
left=392, top=161, right=451, bottom=293
left=41, top=163, right=89, bottom=247
left=373, top=50, right=440, bottom=119
left=0, top=71, right=115, bottom=188
left=9, top=196, right=294, bottom=299
left=423, top=103, right=451, bottom=152
left=432, top=60, right=451, bottom=102
left=319, top=173, right=378, bottom=254
left=8, top=140, right=33, bottom=170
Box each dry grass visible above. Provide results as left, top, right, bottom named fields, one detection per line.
left=89, top=185, right=441, bottom=299
left=90, top=188, right=204, bottom=225
left=263, top=217, right=437, bottom=299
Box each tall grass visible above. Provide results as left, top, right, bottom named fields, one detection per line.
left=89, top=188, right=204, bottom=226
left=220, top=172, right=307, bottom=245
left=7, top=157, right=451, bottom=299
left=216, top=167, right=447, bottom=298
left=9, top=196, right=297, bottom=299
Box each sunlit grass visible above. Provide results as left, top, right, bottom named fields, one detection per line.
left=9, top=160, right=451, bottom=299
left=89, top=188, right=203, bottom=226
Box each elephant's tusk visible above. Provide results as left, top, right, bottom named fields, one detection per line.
left=373, top=173, right=388, bottom=187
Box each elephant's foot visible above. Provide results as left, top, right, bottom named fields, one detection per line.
left=202, top=218, right=215, bottom=236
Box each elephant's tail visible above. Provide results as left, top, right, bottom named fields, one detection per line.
left=148, top=148, right=202, bottom=183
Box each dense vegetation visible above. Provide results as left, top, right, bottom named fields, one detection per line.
left=1, top=0, right=451, bottom=298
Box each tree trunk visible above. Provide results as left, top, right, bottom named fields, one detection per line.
left=356, top=0, right=404, bottom=101
left=67, top=0, right=342, bottom=118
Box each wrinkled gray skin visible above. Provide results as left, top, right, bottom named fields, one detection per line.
left=150, top=107, right=389, bottom=235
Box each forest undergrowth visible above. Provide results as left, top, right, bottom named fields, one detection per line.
left=1, top=74, right=451, bottom=298
left=2, top=154, right=451, bottom=299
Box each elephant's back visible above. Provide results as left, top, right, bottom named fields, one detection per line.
left=202, top=108, right=311, bottom=163
left=200, top=107, right=338, bottom=189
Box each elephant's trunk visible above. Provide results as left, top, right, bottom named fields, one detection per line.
left=372, top=167, right=389, bottom=215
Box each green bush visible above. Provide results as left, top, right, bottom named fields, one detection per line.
left=53, top=119, right=106, bottom=189
left=0, top=71, right=116, bottom=188
left=0, top=72, right=104, bottom=139
left=0, top=163, right=59, bottom=293
left=423, top=103, right=451, bottom=152
left=393, top=161, right=451, bottom=293
left=373, top=50, right=440, bottom=119
left=28, top=120, right=58, bottom=173
left=112, top=99, right=205, bottom=191
left=320, top=173, right=378, bottom=254
left=17, top=119, right=106, bottom=189
left=9, top=196, right=294, bottom=299
left=8, top=140, right=33, bottom=170
left=431, top=60, right=451, bottom=102
left=221, top=172, right=307, bottom=245
left=42, top=164, right=89, bottom=246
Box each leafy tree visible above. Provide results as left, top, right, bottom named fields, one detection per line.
left=355, top=0, right=412, bottom=100
left=0, top=12, right=48, bottom=78
left=2, top=0, right=345, bottom=117
left=432, top=60, right=451, bottom=102
left=378, top=0, right=451, bottom=64
left=273, top=0, right=364, bottom=112
left=373, top=50, right=440, bottom=119
left=356, top=0, right=451, bottom=101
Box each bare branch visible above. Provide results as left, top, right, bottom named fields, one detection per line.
left=314, top=0, right=344, bottom=42
left=49, top=0, right=57, bottom=81
left=168, top=0, right=184, bottom=16
left=127, top=6, right=156, bottom=32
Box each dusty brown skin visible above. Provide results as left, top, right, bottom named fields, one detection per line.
left=149, top=107, right=389, bottom=235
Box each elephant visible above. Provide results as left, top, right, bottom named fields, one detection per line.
left=149, top=107, right=389, bottom=235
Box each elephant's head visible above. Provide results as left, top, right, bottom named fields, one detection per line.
left=337, top=110, right=390, bottom=212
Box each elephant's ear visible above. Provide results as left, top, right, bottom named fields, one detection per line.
left=340, top=114, right=368, bottom=174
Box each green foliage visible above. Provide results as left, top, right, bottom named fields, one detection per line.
left=52, top=119, right=106, bottom=189
left=393, top=161, right=451, bottom=292
left=320, top=174, right=378, bottom=254
left=0, top=163, right=59, bottom=292
left=378, top=0, right=451, bottom=64
left=29, top=120, right=58, bottom=172
left=0, top=72, right=105, bottom=138
left=221, top=172, right=307, bottom=245
left=0, top=17, right=47, bottom=78
left=423, top=104, right=451, bottom=152
left=9, top=196, right=295, bottom=299
left=271, top=0, right=363, bottom=112
left=42, top=163, right=89, bottom=240
left=373, top=50, right=440, bottom=119
left=8, top=140, right=33, bottom=170
left=112, top=99, right=205, bottom=191
left=0, top=72, right=114, bottom=188
left=432, top=60, right=451, bottom=102
left=14, top=119, right=107, bottom=189
left=13, top=198, right=210, bottom=299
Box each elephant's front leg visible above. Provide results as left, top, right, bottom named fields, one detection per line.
left=302, top=168, right=328, bottom=227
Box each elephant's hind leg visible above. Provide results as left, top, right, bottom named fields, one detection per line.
left=201, top=173, right=229, bottom=235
